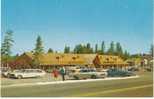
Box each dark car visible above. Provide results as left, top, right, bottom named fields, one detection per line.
left=107, top=69, right=135, bottom=77
left=128, top=67, right=139, bottom=72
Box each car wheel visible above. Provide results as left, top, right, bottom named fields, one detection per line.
left=73, top=76, right=79, bottom=80
left=91, top=75, right=97, bottom=79
left=17, top=75, right=23, bottom=79
left=102, top=75, right=106, bottom=79
left=7, top=74, right=10, bottom=78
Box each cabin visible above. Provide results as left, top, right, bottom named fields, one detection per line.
left=9, top=52, right=34, bottom=69
left=9, top=52, right=129, bottom=70
left=94, top=55, right=129, bottom=69
left=9, top=52, right=97, bottom=70
left=126, top=58, right=142, bottom=67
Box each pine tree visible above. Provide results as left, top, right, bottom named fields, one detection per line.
left=95, top=44, right=98, bottom=53
left=150, top=44, right=154, bottom=56
left=123, top=50, right=130, bottom=60
left=48, top=48, right=53, bottom=53
left=107, top=41, right=115, bottom=55
left=33, top=35, right=44, bottom=67
left=1, top=30, right=14, bottom=56
left=86, top=43, right=91, bottom=49
left=74, top=44, right=81, bottom=53
left=115, top=42, right=123, bottom=56
left=86, top=43, right=93, bottom=53
left=64, top=46, right=70, bottom=53
left=101, top=41, right=105, bottom=54
left=34, top=35, right=44, bottom=55
left=1, top=30, right=14, bottom=67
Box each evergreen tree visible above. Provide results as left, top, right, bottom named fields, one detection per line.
left=74, top=44, right=82, bottom=54
left=115, top=42, right=123, bottom=56
left=1, top=30, right=14, bottom=56
left=123, top=50, right=130, bottom=60
left=64, top=46, right=70, bottom=53
left=33, top=35, right=44, bottom=68
left=101, top=41, right=105, bottom=54
left=73, top=44, right=93, bottom=54
left=150, top=44, right=154, bottom=56
left=48, top=48, right=53, bottom=53
left=95, top=44, right=98, bottom=53
left=34, top=35, right=44, bottom=55
left=86, top=43, right=91, bottom=49
left=86, top=43, right=93, bottom=53
left=1, top=30, right=14, bottom=67
left=107, top=41, right=115, bottom=55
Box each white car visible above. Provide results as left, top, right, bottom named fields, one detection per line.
left=69, top=68, right=107, bottom=80
left=2, top=70, right=15, bottom=77
left=100, top=69, right=108, bottom=76
left=8, top=69, right=46, bottom=79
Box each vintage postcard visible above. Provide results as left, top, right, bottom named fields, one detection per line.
left=1, top=0, right=153, bottom=97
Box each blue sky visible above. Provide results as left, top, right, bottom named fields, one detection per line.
left=1, top=0, right=153, bottom=55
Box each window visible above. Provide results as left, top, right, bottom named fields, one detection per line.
left=80, top=69, right=88, bottom=72
left=72, top=57, right=76, bottom=60
left=36, top=70, right=42, bottom=73
left=106, top=58, right=109, bottom=61
left=56, top=56, right=60, bottom=59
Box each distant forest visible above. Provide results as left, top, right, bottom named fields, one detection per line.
left=1, top=30, right=154, bottom=64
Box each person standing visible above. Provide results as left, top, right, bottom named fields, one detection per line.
left=60, top=66, right=66, bottom=81
left=52, top=67, right=59, bottom=81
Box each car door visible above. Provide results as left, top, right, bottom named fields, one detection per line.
left=79, top=69, right=91, bottom=79
left=30, top=70, right=37, bottom=77
left=24, top=70, right=34, bottom=77
left=23, top=70, right=29, bottom=77
left=35, top=70, right=42, bottom=77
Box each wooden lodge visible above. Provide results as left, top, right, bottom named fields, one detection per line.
left=8, top=52, right=129, bottom=70
left=94, top=55, right=129, bottom=69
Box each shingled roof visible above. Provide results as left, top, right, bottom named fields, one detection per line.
left=37, top=53, right=97, bottom=66
left=97, top=55, right=128, bottom=66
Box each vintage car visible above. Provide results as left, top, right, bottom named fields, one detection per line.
left=107, top=69, right=135, bottom=77
left=8, top=69, right=46, bottom=79
left=69, top=68, right=107, bottom=80
left=2, top=70, right=18, bottom=77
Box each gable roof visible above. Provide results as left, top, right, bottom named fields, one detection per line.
left=97, top=55, right=128, bottom=65
left=23, top=52, right=34, bottom=59
left=78, top=54, right=97, bottom=65
left=37, top=53, right=94, bottom=66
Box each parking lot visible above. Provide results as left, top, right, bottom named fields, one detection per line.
left=1, top=72, right=153, bottom=97
left=1, top=73, right=70, bottom=86
left=1, top=68, right=136, bottom=86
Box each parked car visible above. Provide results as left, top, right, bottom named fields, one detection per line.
left=1, top=67, right=12, bottom=77
left=107, top=69, right=135, bottom=77
left=2, top=70, right=13, bottom=77
left=145, top=67, right=152, bottom=72
left=128, top=67, right=139, bottom=72
left=8, top=69, right=46, bottom=79
left=69, top=68, right=107, bottom=80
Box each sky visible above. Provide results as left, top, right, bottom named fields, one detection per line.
left=1, top=0, right=153, bottom=55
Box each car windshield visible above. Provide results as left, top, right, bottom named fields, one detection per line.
left=13, top=70, right=23, bottom=73
left=80, top=69, right=88, bottom=72
left=36, top=70, right=43, bottom=73
left=1, top=69, right=8, bottom=72
left=24, top=70, right=34, bottom=73
left=80, top=69, right=96, bottom=72
left=89, top=69, right=96, bottom=72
